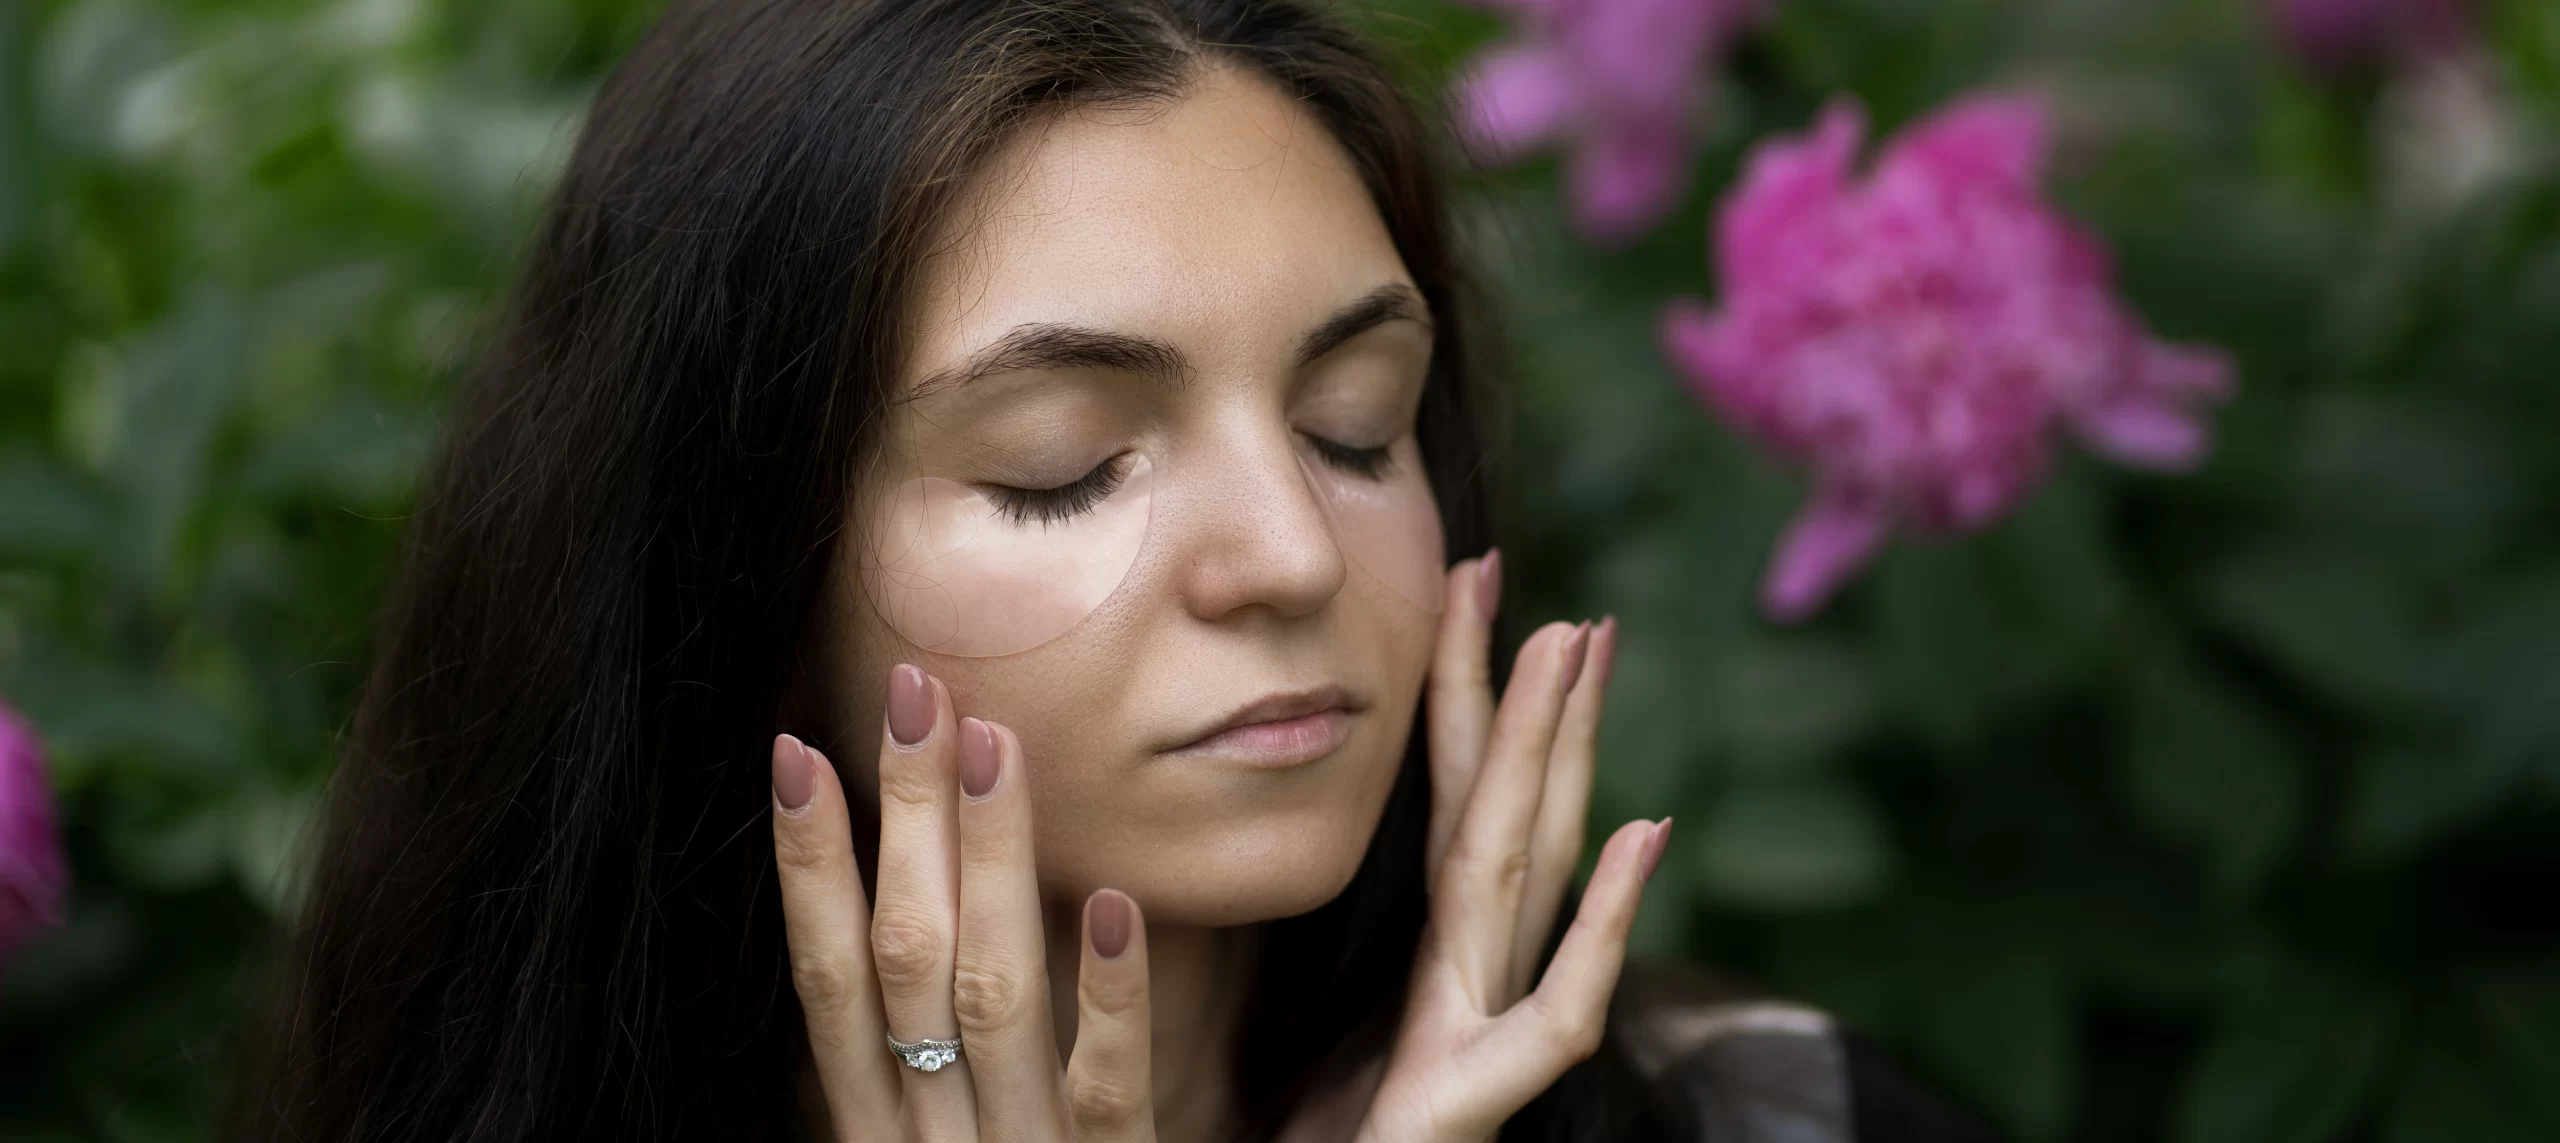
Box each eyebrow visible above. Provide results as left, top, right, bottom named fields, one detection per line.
left=913, top=282, right=1432, bottom=396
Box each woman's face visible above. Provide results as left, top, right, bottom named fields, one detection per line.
left=828, top=66, right=1443, bottom=928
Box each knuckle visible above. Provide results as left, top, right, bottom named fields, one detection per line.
left=876, top=756, right=942, bottom=810
left=958, top=819, right=1015, bottom=868
left=950, top=958, right=1030, bottom=1034
left=773, top=824, right=836, bottom=874
left=789, top=954, right=859, bottom=1014
left=1067, top=1070, right=1148, bottom=1129
left=1447, top=843, right=1534, bottom=897
left=1081, top=972, right=1145, bottom=1021
left=1545, top=997, right=1606, bottom=1062
left=869, top=910, right=947, bottom=993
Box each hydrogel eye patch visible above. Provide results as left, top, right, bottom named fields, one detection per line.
left=1298, top=437, right=1446, bottom=615
left=860, top=440, right=1442, bottom=659
left=860, top=455, right=1156, bottom=658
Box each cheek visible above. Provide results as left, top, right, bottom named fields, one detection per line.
left=1305, top=437, right=1446, bottom=616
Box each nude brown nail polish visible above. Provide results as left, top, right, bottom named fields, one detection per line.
left=958, top=718, right=1001, bottom=799
left=1088, top=890, right=1132, bottom=959
left=772, top=735, right=814, bottom=812
left=887, top=664, right=933, bottom=746
left=1559, top=622, right=1592, bottom=693
left=1640, top=818, right=1673, bottom=882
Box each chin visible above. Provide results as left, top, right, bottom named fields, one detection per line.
left=1039, top=795, right=1388, bottom=928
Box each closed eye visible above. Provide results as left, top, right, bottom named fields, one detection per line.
left=987, top=454, right=1130, bottom=525
left=1308, top=435, right=1394, bottom=480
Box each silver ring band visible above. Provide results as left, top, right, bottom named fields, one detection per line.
left=886, top=1031, right=963, bottom=1072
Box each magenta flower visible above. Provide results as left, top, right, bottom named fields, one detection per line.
left=2271, top=0, right=2468, bottom=75
left=1452, top=0, right=1762, bottom=243
left=1, top=701, right=68, bottom=964
left=1661, top=94, right=2234, bottom=622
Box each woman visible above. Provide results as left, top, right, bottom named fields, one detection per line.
left=229, top=1, right=1987, bottom=1140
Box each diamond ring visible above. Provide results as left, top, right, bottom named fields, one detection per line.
left=886, top=1031, right=963, bottom=1072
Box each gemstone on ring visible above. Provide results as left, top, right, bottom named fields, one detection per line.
left=887, top=1032, right=962, bottom=1072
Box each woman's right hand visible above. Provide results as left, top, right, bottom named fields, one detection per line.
left=771, top=664, right=1156, bottom=1142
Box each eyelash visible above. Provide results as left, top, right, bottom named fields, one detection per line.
left=990, top=454, right=1130, bottom=525
left=988, top=435, right=1394, bottom=525
left=1310, top=435, right=1395, bottom=480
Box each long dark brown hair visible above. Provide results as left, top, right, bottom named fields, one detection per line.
left=226, top=1, right=1677, bottom=1139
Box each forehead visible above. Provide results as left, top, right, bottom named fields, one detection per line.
left=904, top=65, right=1413, bottom=382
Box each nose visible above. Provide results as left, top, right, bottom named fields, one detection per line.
left=1170, top=422, right=1348, bottom=624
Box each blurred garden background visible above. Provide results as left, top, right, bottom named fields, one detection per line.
left=3, top=0, right=2558, bottom=1139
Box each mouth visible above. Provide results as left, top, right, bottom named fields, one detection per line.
left=1162, top=685, right=1366, bottom=768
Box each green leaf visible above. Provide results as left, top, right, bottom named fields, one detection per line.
left=2285, top=397, right=2518, bottom=584
left=1688, top=777, right=1890, bottom=910
left=2202, top=544, right=2442, bottom=720
left=0, top=456, right=112, bottom=560
left=2384, top=1022, right=2549, bottom=1143
left=1908, top=934, right=2075, bottom=1143
left=2177, top=960, right=2397, bottom=1143
left=1874, top=541, right=2025, bottom=749
left=2466, top=965, right=2560, bottom=1129
left=2120, top=654, right=2303, bottom=897
left=1703, top=635, right=1875, bottom=772
left=2341, top=745, right=2534, bottom=860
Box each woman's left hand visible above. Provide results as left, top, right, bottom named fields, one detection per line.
left=1282, top=552, right=1670, bottom=1143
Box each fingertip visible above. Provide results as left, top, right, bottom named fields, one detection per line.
left=1558, top=621, right=1593, bottom=693
left=1512, top=620, right=1575, bottom=673
left=773, top=733, right=814, bottom=814
left=1641, top=817, right=1672, bottom=883
left=1479, top=548, right=1503, bottom=622
left=1085, top=888, right=1141, bottom=960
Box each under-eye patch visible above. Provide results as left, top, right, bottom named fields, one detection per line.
left=859, top=438, right=1441, bottom=659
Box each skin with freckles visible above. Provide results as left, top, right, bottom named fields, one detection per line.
left=829, top=67, right=1438, bottom=930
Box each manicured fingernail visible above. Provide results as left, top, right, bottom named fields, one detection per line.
left=887, top=664, right=933, bottom=747
left=1640, top=817, right=1673, bottom=883
left=1088, top=889, right=1133, bottom=959
left=772, top=734, right=814, bottom=812
left=1477, top=548, right=1503, bottom=623
left=1594, top=615, right=1619, bottom=683
left=959, top=717, right=1001, bottom=799
left=1559, top=622, right=1592, bottom=694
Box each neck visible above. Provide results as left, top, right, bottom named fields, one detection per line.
left=1045, top=901, right=1256, bottom=1143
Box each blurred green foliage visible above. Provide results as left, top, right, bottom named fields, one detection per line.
left=2, top=0, right=2557, bottom=1139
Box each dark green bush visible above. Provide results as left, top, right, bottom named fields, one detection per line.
left=2, top=0, right=2554, bottom=1138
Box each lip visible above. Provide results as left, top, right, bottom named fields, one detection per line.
left=1162, top=685, right=1365, bottom=768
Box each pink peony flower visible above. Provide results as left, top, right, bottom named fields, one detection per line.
left=1, top=700, right=68, bottom=964
left=1452, top=0, right=1763, bottom=243
left=1661, top=94, right=2234, bottom=622
left=2270, top=0, right=2468, bottom=75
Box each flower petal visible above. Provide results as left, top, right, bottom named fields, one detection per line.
left=1453, top=43, right=1580, bottom=162
left=0, top=704, right=67, bottom=962
left=2075, top=399, right=2209, bottom=470
left=1762, top=488, right=1892, bottom=622
left=1717, top=98, right=1862, bottom=291
left=1566, top=118, right=1692, bottom=243
left=1877, top=92, right=2050, bottom=195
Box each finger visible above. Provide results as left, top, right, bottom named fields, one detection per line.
left=1431, top=619, right=1589, bottom=1010
left=1426, top=551, right=1501, bottom=883
left=1509, top=614, right=1615, bottom=1001
left=1065, top=889, right=1157, bottom=1143
left=1475, top=818, right=1663, bottom=1110
left=870, top=666, right=976, bottom=1139
left=953, top=719, right=1070, bottom=1140
left=773, top=734, right=902, bottom=1142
